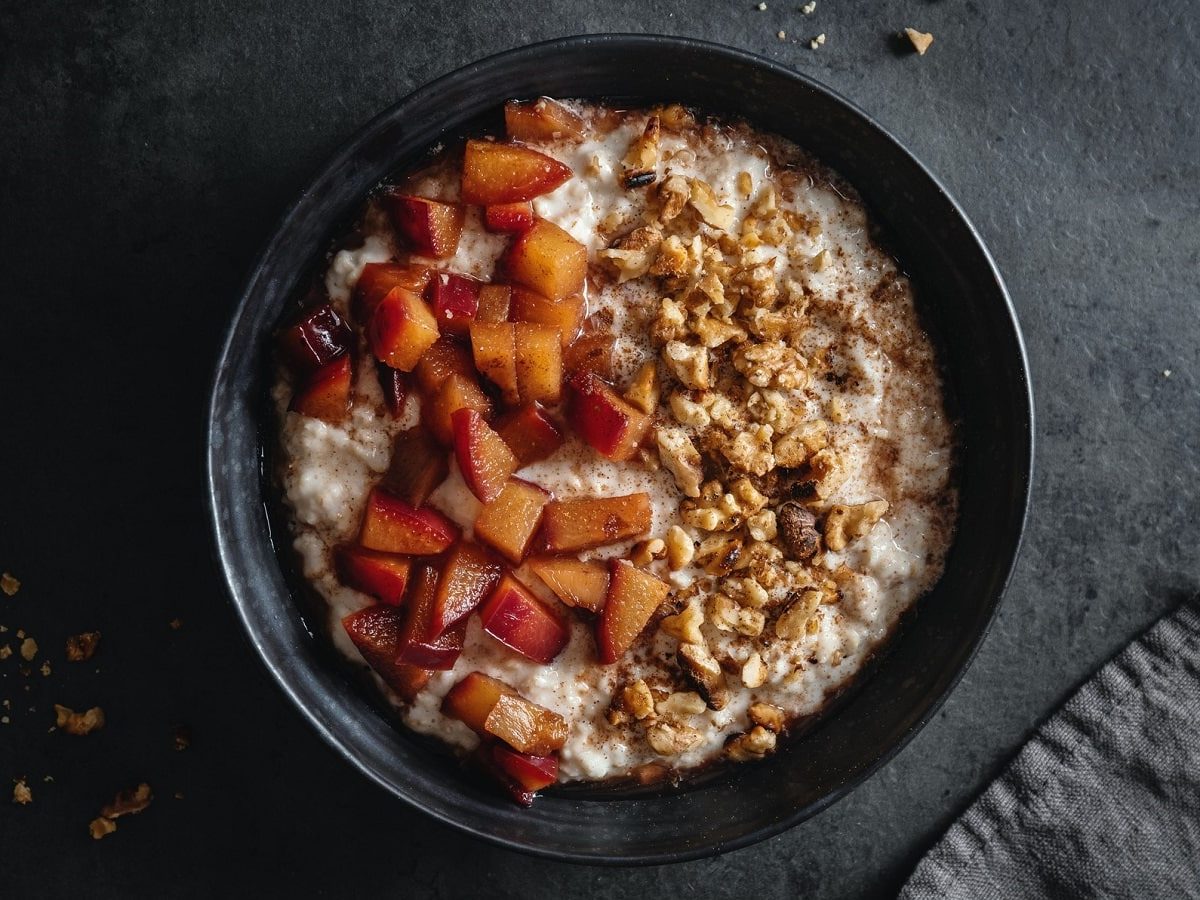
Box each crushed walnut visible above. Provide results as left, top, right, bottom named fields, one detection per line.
left=66, top=631, right=101, bottom=662
left=90, top=783, right=153, bottom=840
left=54, top=704, right=106, bottom=736
left=904, top=28, right=934, bottom=55
left=12, top=777, right=32, bottom=805
left=0, top=573, right=20, bottom=596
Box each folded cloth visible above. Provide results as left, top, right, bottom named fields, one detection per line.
left=901, top=599, right=1200, bottom=900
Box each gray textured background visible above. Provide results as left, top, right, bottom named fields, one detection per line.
left=1, top=1, right=1197, bottom=897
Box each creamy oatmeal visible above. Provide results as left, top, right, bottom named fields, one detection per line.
left=272, top=98, right=956, bottom=802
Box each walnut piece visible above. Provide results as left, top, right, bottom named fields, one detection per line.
left=54, top=704, right=106, bottom=736
left=777, top=502, right=821, bottom=560
left=12, top=777, right=31, bottom=805
left=19, top=637, right=37, bottom=661
left=663, top=341, right=710, bottom=390
left=90, top=817, right=117, bottom=840
left=708, top=594, right=765, bottom=636
left=726, top=726, right=777, bottom=762
left=904, top=27, right=934, bottom=55
left=66, top=631, right=101, bottom=662
left=748, top=702, right=786, bottom=733
left=657, top=174, right=691, bottom=221
left=677, top=641, right=729, bottom=710
left=620, top=680, right=656, bottom=720
left=775, top=589, right=823, bottom=640
left=0, top=573, right=19, bottom=596
left=100, top=783, right=153, bottom=820
left=656, top=691, right=707, bottom=720
left=657, top=427, right=704, bottom=498
left=688, top=179, right=735, bottom=230
left=741, top=652, right=767, bottom=688
left=646, top=721, right=703, bottom=755
left=665, top=525, right=696, bottom=570
left=824, top=500, right=889, bottom=552
left=660, top=599, right=704, bottom=644
left=622, top=116, right=661, bottom=188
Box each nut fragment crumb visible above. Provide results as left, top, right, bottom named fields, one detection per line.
left=620, top=680, right=656, bottom=720
left=0, top=645, right=10, bottom=660
left=741, top=652, right=767, bottom=688
left=777, top=30, right=787, bottom=40
left=809, top=33, right=826, bottom=49
left=39, top=661, right=51, bottom=677
left=1, top=573, right=19, bottom=596
left=90, top=816, right=118, bottom=839
left=12, top=777, right=32, bottom=805
left=756, top=1, right=767, bottom=9
left=726, top=725, right=777, bottom=762
left=646, top=721, right=703, bottom=755
left=66, top=631, right=101, bottom=662
left=904, top=28, right=934, bottom=55
left=802, top=1, right=816, bottom=13
left=101, top=783, right=153, bottom=820
left=748, top=702, right=786, bottom=732
left=54, top=704, right=106, bottom=736
left=172, top=724, right=191, bottom=751
left=169, top=618, right=182, bottom=630
left=19, top=637, right=37, bottom=662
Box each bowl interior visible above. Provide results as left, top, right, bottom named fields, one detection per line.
left=208, top=35, right=1032, bottom=864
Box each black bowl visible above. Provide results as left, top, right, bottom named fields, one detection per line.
left=207, top=34, right=1032, bottom=864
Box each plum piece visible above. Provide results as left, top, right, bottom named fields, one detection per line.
left=279, top=304, right=353, bottom=373
left=504, top=219, right=587, bottom=301
left=340, top=604, right=432, bottom=701
left=474, top=479, right=551, bottom=564
left=596, top=560, right=671, bottom=664
left=527, top=557, right=610, bottom=613
left=429, top=540, right=502, bottom=638
left=476, top=284, right=512, bottom=324
left=394, top=564, right=466, bottom=669
left=491, top=745, right=559, bottom=792
left=442, top=672, right=568, bottom=755
left=453, top=408, right=519, bottom=503
left=380, top=425, right=449, bottom=507
left=566, top=370, right=650, bottom=461
left=484, top=202, right=536, bottom=233
left=509, top=287, right=584, bottom=348
left=504, top=98, right=586, bottom=142
left=336, top=546, right=412, bottom=606
left=427, top=272, right=481, bottom=336
left=461, top=140, right=572, bottom=205
left=495, top=404, right=563, bottom=467
left=415, top=336, right=476, bottom=398
left=368, top=287, right=439, bottom=371
left=424, top=373, right=493, bottom=445
left=469, top=322, right=520, bottom=406
left=377, top=364, right=409, bottom=417
left=479, top=573, right=569, bottom=664
left=472, top=745, right=536, bottom=807
left=539, top=493, right=652, bottom=553
left=290, top=355, right=352, bottom=423
left=562, top=332, right=616, bottom=381
left=355, top=263, right=432, bottom=320
left=384, top=193, right=464, bottom=259
left=359, top=489, right=459, bottom=555
left=514, top=323, right=563, bottom=405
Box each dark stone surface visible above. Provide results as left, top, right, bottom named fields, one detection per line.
left=0, top=1, right=1195, bottom=896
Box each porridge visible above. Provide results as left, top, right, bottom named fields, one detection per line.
left=271, top=97, right=957, bottom=804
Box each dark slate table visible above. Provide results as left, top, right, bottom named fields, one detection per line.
left=2, top=2, right=1196, bottom=896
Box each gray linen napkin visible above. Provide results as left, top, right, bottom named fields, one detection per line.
left=901, top=599, right=1200, bottom=899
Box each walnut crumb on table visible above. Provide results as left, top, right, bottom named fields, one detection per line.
left=54, top=704, right=106, bottom=735
left=1, top=573, right=20, bottom=596
left=90, top=783, right=153, bottom=840
left=904, top=28, right=934, bottom=55
left=809, top=33, right=826, bottom=50
left=66, top=631, right=101, bottom=661
left=19, top=637, right=37, bottom=661
left=802, top=1, right=816, bottom=13
left=12, top=777, right=32, bottom=805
